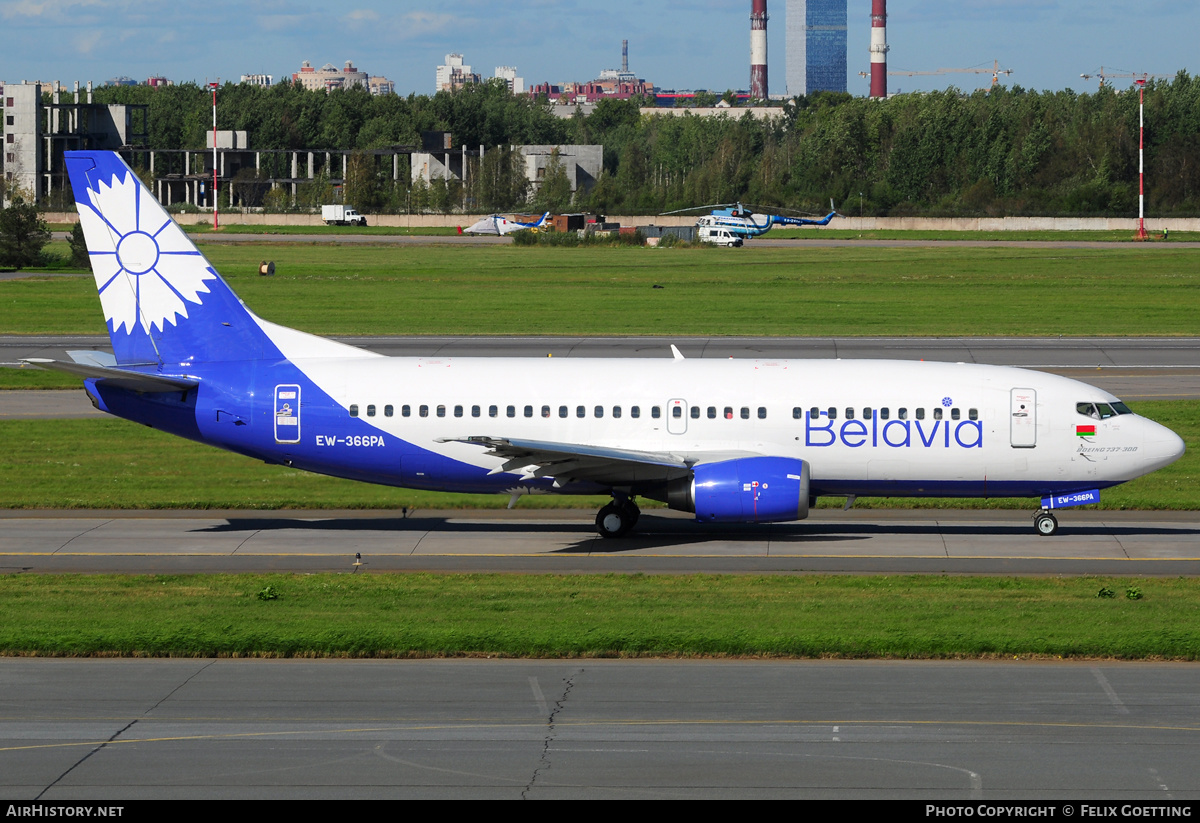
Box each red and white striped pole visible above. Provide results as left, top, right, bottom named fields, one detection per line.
left=869, top=0, right=888, bottom=98
left=209, top=82, right=219, bottom=231
left=1135, top=77, right=1148, bottom=240
left=750, top=0, right=768, bottom=100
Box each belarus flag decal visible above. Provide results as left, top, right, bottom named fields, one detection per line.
left=1076, top=425, right=1096, bottom=437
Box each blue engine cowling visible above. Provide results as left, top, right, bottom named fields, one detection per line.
left=667, top=456, right=811, bottom=523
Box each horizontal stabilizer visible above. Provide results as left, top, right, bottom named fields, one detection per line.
left=22, top=356, right=198, bottom=392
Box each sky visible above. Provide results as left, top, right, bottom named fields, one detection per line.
left=1, top=1, right=1195, bottom=97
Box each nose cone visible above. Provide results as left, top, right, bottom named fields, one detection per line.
left=1144, top=420, right=1186, bottom=473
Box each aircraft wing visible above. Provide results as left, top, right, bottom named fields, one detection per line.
left=22, top=353, right=198, bottom=392
left=444, top=436, right=700, bottom=486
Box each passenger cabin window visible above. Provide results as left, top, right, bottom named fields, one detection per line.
left=690, top=406, right=700, bottom=419
left=826, top=407, right=837, bottom=420
left=402, top=405, right=411, bottom=417
left=559, top=406, right=568, bottom=418
left=631, top=406, right=641, bottom=418
left=349, top=404, right=359, bottom=417
left=577, top=405, right=586, bottom=418
left=880, top=408, right=890, bottom=420
left=437, top=405, right=446, bottom=418
left=725, top=407, right=734, bottom=419
left=613, top=406, right=622, bottom=418
left=542, top=405, right=551, bottom=418
left=454, top=405, right=463, bottom=418
left=385, top=405, right=394, bottom=417
left=366, top=404, right=376, bottom=417
left=652, top=406, right=661, bottom=419
left=419, top=405, right=429, bottom=418
left=741, top=407, right=750, bottom=420
left=524, top=405, right=533, bottom=418
left=758, top=407, right=767, bottom=419
left=933, top=408, right=943, bottom=420
left=793, top=407, right=802, bottom=420
left=709, top=407, right=717, bottom=419
left=845, top=408, right=855, bottom=420
left=506, top=405, right=515, bottom=418
left=471, top=405, right=480, bottom=418
left=951, top=408, right=961, bottom=420
left=915, top=408, right=924, bottom=420
left=863, top=407, right=873, bottom=420
left=969, top=408, right=979, bottom=420
left=672, top=406, right=682, bottom=419
left=595, top=406, right=604, bottom=418
left=489, top=405, right=498, bottom=418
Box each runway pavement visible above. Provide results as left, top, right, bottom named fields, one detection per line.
left=5, top=336, right=1200, bottom=420
left=3, top=508, right=1199, bottom=575
left=3, top=657, right=1199, bottom=799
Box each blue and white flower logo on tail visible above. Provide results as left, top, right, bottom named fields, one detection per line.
left=77, top=165, right=216, bottom=335
left=64, top=151, right=275, bottom=368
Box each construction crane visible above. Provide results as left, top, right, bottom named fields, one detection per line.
left=1079, top=67, right=1172, bottom=89
left=858, top=60, right=1013, bottom=88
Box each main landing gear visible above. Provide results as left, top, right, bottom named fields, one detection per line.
left=1033, top=509, right=1059, bottom=537
left=596, top=497, right=641, bottom=539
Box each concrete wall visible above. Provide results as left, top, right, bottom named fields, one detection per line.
left=40, top=211, right=1200, bottom=232
left=640, top=107, right=787, bottom=121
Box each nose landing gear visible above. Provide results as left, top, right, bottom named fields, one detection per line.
left=596, top=497, right=641, bottom=539
left=1034, top=509, right=1059, bottom=536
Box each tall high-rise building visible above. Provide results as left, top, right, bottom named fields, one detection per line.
left=786, top=0, right=847, bottom=97
left=494, top=66, right=524, bottom=95
left=436, top=54, right=480, bottom=93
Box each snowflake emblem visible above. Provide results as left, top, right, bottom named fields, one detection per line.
left=79, top=171, right=216, bottom=335
left=942, top=396, right=953, bottom=407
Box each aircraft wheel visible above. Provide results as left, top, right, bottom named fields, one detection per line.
left=596, top=502, right=634, bottom=539
left=625, top=500, right=641, bottom=528
left=1034, top=512, right=1059, bottom=536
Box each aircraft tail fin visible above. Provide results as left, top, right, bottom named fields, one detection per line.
left=64, top=151, right=273, bottom=367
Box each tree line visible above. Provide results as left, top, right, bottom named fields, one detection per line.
left=44, top=74, right=1200, bottom=216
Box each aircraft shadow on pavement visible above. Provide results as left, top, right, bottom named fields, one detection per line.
left=192, top=515, right=1200, bottom=555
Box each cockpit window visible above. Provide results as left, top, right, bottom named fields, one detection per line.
left=1077, top=401, right=1132, bottom=419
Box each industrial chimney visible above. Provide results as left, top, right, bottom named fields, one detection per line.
left=869, top=0, right=888, bottom=98
left=750, top=0, right=768, bottom=99
left=622, top=40, right=629, bottom=73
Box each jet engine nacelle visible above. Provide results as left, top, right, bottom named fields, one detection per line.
left=666, top=456, right=811, bottom=523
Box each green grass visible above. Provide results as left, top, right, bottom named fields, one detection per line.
left=3, top=242, right=1199, bottom=337
left=0, top=401, right=1193, bottom=510
left=0, top=369, right=82, bottom=390
left=0, top=573, right=1195, bottom=659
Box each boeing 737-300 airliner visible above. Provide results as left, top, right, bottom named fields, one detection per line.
left=26, top=151, right=1185, bottom=538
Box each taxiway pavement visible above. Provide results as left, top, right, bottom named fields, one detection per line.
left=5, top=336, right=1200, bottom=420
left=3, top=658, right=1198, bottom=799
left=3, top=508, right=1199, bottom=575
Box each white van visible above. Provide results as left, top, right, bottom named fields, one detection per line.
left=697, top=226, right=744, bottom=247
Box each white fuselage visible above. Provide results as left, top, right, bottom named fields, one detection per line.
left=277, top=353, right=1182, bottom=499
